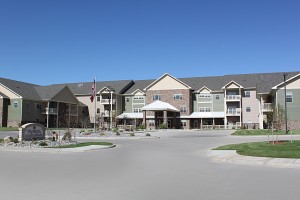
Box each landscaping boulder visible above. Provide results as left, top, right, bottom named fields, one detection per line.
left=4, top=136, right=14, bottom=143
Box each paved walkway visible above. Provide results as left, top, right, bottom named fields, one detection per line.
left=209, top=150, right=300, bottom=169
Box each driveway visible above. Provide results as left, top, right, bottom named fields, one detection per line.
left=0, top=130, right=299, bottom=200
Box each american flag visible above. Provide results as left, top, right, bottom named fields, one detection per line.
left=90, top=78, right=95, bottom=102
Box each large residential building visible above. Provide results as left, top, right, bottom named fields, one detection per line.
left=1, top=71, right=300, bottom=130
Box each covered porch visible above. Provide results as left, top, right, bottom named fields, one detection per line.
left=141, top=100, right=181, bottom=129
left=189, top=112, right=225, bottom=129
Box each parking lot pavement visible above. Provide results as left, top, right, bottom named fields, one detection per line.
left=1, top=130, right=300, bottom=200
left=0, top=131, right=19, bottom=138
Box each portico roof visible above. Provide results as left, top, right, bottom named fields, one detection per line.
left=141, top=100, right=180, bottom=112
left=189, top=112, right=225, bottom=118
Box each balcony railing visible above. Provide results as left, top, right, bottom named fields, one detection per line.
left=43, top=108, right=58, bottom=115
left=262, top=103, right=273, bottom=112
left=226, top=109, right=241, bottom=115
left=101, top=99, right=116, bottom=104
left=68, top=110, right=78, bottom=115
left=226, top=95, right=241, bottom=101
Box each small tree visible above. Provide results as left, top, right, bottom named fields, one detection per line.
left=267, top=104, right=286, bottom=131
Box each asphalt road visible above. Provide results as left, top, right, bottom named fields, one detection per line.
left=0, top=131, right=19, bottom=139
left=0, top=130, right=299, bottom=200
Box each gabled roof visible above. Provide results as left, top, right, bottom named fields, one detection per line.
left=0, top=77, right=41, bottom=100
left=144, top=73, right=191, bottom=90
left=272, top=73, right=300, bottom=89
left=132, top=89, right=145, bottom=95
left=222, top=80, right=244, bottom=89
left=124, top=79, right=155, bottom=94
left=197, top=86, right=212, bottom=93
left=98, top=86, right=115, bottom=93
left=35, top=85, right=67, bottom=100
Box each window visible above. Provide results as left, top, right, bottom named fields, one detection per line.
left=126, top=97, right=130, bottom=102
left=216, top=95, right=220, bottom=100
left=133, top=108, right=142, bottom=113
left=97, top=97, right=100, bottom=102
left=180, top=106, right=187, bottom=113
left=173, top=94, right=183, bottom=100
left=133, top=96, right=144, bottom=100
left=246, top=106, right=251, bottom=112
left=245, top=91, right=251, bottom=98
left=97, top=108, right=100, bottom=113
left=153, top=94, right=161, bottom=101
left=199, top=107, right=211, bottom=112
left=13, top=101, right=18, bottom=108
left=199, top=93, right=211, bottom=98
left=181, top=120, right=187, bottom=127
left=286, top=92, right=293, bottom=103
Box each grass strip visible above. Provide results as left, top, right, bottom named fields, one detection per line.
left=232, top=129, right=300, bottom=136
left=214, top=140, right=300, bottom=159
left=0, top=127, right=19, bottom=131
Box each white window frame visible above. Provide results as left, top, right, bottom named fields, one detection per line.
left=286, top=92, right=293, bottom=103
left=199, top=93, right=211, bottom=98
left=13, top=101, right=18, bottom=108
left=216, top=95, right=220, bottom=100
left=173, top=94, right=183, bottom=100
left=133, top=96, right=144, bottom=100
left=133, top=108, right=142, bottom=113
left=153, top=94, right=161, bottom=101
left=180, top=106, right=187, bottom=113
left=245, top=91, right=251, bottom=98
left=199, top=107, right=211, bottom=112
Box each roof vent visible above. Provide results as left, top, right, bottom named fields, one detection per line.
left=78, top=83, right=83, bottom=87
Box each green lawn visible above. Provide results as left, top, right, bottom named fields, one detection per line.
left=52, top=142, right=113, bottom=148
left=214, top=140, right=300, bottom=158
left=0, top=127, right=19, bottom=131
left=232, top=129, right=300, bottom=136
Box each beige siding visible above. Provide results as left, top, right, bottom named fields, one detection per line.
left=77, top=96, right=95, bottom=122
left=0, top=84, right=20, bottom=98
left=148, top=75, right=189, bottom=90
left=242, top=90, right=260, bottom=124
left=226, top=82, right=240, bottom=89
left=286, top=76, right=300, bottom=89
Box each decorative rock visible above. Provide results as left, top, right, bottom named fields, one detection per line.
left=4, top=136, right=13, bottom=143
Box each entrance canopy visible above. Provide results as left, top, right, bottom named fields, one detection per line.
left=141, top=100, right=180, bottom=112
left=189, top=112, right=225, bottom=118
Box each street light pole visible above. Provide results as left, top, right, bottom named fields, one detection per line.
left=283, top=74, right=288, bottom=134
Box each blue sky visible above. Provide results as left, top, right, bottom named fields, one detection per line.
left=0, top=0, right=299, bottom=85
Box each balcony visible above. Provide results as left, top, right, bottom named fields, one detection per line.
left=42, top=108, right=58, bottom=115
left=226, top=108, right=241, bottom=116
left=226, top=95, right=241, bottom=101
left=262, top=103, right=273, bottom=112
left=101, top=99, right=116, bottom=105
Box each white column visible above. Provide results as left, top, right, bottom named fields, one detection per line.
left=224, top=89, right=227, bottom=128
left=56, top=102, right=59, bottom=128
left=239, top=87, right=242, bottom=127
left=46, top=101, right=50, bottom=128
left=110, top=91, right=113, bottom=129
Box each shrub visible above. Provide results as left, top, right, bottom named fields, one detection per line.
left=145, top=133, right=151, bottom=137
left=112, top=128, right=119, bottom=133
left=100, top=132, right=106, bottom=136
left=13, top=138, right=19, bottom=143
left=159, top=123, right=167, bottom=129
left=139, top=124, right=146, bottom=130
left=115, top=132, right=120, bottom=136
left=39, top=141, right=48, bottom=146
left=130, top=133, right=135, bottom=137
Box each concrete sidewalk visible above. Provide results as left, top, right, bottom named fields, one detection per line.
left=209, top=150, right=300, bottom=169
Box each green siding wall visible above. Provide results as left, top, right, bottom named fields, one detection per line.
left=7, top=99, right=22, bottom=123
left=213, top=93, right=224, bottom=112
left=277, top=89, right=300, bottom=120
left=124, top=96, right=132, bottom=113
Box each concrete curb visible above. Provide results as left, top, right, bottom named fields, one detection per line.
left=0, top=144, right=116, bottom=153
left=77, top=136, right=160, bottom=140
left=209, top=150, right=300, bottom=169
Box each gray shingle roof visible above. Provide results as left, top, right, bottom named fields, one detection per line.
left=50, top=80, right=134, bottom=95
left=124, top=79, right=155, bottom=94
left=34, top=85, right=67, bottom=100
left=0, top=77, right=42, bottom=100
left=180, top=72, right=300, bottom=93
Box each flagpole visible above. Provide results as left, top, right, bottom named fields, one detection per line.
left=94, top=77, right=97, bottom=133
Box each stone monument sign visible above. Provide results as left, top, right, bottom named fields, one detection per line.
left=19, top=123, right=46, bottom=141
